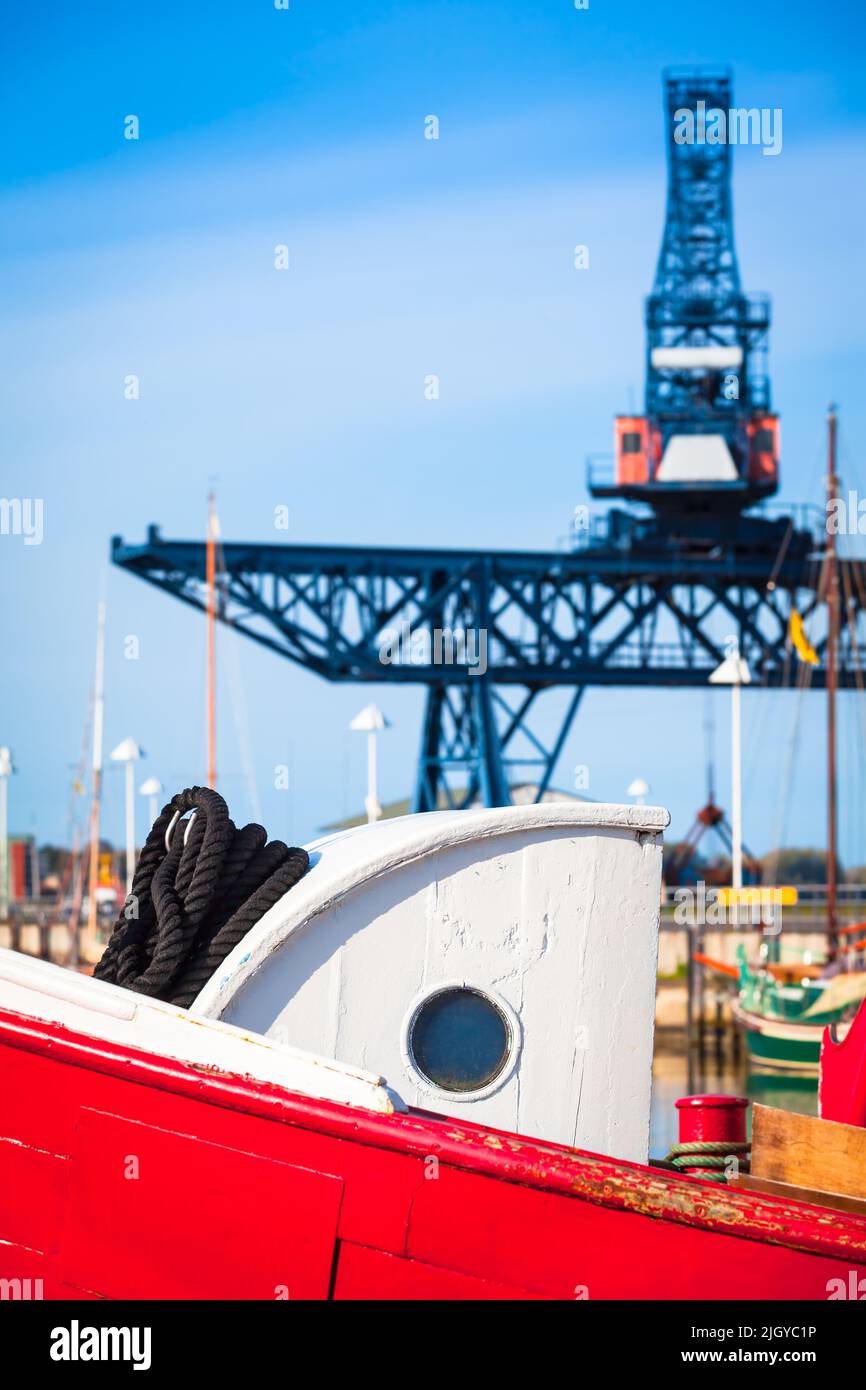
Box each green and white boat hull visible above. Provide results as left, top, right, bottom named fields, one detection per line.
left=730, top=998, right=845, bottom=1073
left=732, top=945, right=860, bottom=1073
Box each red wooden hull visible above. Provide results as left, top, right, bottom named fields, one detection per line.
left=3, top=1004, right=865, bottom=1300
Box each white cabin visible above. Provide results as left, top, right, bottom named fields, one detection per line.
left=192, top=802, right=668, bottom=1163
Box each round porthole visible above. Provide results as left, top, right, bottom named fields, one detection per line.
left=405, top=986, right=515, bottom=1096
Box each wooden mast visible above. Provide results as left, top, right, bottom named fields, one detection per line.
left=826, top=404, right=839, bottom=962
left=206, top=492, right=217, bottom=790
left=83, top=599, right=106, bottom=961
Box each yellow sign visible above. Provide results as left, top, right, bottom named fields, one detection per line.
left=716, top=885, right=798, bottom=907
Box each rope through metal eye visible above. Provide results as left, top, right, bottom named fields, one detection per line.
left=164, top=808, right=198, bottom=853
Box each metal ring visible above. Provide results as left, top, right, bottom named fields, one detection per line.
left=164, top=808, right=198, bottom=853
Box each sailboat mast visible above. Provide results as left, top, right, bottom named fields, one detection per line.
left=206, top=492, right=217, bottom=789
left=826, top=404, right=839, bottom=962
left=84, top=599, right=106, bottom=958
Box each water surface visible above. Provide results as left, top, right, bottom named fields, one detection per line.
left=650, top=1051, right=818, bottom=1158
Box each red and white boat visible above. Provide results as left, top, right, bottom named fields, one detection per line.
left=2, top=801, right=866, bottom=1300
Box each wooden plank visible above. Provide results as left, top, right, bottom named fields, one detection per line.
left=751, top=1104, right=866, bottom=1201
left=736, top=1171, right=866, bottom=1218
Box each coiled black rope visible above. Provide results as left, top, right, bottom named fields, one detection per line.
left=94, top=786, right=309, bottom=1008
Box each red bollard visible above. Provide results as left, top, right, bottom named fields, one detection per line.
left=673, top=1094, right=749, bottom=1180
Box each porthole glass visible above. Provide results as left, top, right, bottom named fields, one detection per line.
left=409, top=987, right=511, bottom=1093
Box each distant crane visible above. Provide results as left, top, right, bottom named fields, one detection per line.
left=112, top=70, right=866, bottom=811
left=591, top=68, right=778, bottom=513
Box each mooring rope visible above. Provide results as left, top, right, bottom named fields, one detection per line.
left=664, top=1140, right=751, bottom=1184
left=94, top=786, right=309, bottom=1008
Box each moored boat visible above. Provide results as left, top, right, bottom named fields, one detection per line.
left=732, top=944, right=864, bottom=1072
left=2, top=791, right=866, bottom=1299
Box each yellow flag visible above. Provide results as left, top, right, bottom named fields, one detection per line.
left=789, top=609, right=818, bottom=665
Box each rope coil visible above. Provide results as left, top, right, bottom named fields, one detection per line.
left=665, top=1139, right=751, bottom=1184
left=94, top=786, right=309, bottom=1008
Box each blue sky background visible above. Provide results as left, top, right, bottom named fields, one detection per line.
left=2, top=0, right=866, bottom=861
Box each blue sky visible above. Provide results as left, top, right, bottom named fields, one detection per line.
left=2, top=0, right=866, bottom=861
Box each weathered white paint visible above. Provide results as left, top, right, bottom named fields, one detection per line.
left=0, top=946, right=402, bottom=1115
left=194, top=803, right=668, bottom=1163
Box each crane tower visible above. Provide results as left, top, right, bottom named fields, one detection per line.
left=112, top=71, right=864, bottom=812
